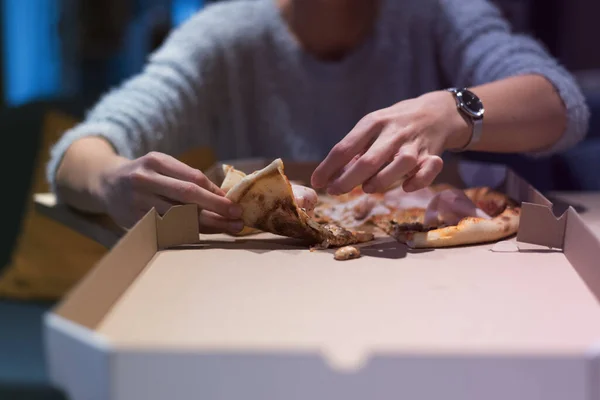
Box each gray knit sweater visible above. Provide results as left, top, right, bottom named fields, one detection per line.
left=46, top=0, right=589, bottom=193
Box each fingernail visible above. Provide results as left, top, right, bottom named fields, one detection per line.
left=229, top=220, right=244, bottom=233
left=229, top=205, right=242, bottom=218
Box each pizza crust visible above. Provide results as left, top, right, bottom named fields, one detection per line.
left=220, top=164, right=247, bottom=193
left=220, top=164, right=262, bottom=236
left=394, top=206, right=520, bottom=248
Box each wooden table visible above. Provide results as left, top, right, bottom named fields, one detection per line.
left=34, top=191, right=600, bottom=249
left=34, top=193, right=125, bottom=248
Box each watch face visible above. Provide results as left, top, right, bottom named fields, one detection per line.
left=458, top=89, right=484, bottom=118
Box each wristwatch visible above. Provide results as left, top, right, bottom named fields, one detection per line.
left=446, top=88, right=485, bottom=151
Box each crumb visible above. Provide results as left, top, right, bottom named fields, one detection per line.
left=334, top=246, right=361, bottom=261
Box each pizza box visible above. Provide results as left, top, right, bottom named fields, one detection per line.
left=44, top=157, right=600, bottom=400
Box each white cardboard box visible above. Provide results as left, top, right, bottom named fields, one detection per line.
left=44, top=159, right=600, bottom=400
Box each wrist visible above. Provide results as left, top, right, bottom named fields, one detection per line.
left=418, top=90, right=472, bottom=152
left=94, top=155, right=127, bottom=213
left=441, top=90, right=472, bottom=151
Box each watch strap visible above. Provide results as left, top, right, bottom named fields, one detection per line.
left=446, top=88, right=484, bottom=152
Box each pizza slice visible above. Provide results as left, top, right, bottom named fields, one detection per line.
left=225, top=158, right=374, bottom=248
left=373, top=187, right=520, bottom=248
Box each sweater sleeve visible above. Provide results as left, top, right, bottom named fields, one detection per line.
left=434, top=0, right=590, bottom=157
left=45, top=8, right=228, bottom=194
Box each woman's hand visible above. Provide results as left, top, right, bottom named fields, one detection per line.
left=98, top=151, right=244, bottom=233
left=311, top=90, right=470, bottom=194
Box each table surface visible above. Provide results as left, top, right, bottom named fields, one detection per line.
left=34, top=191, right=600, bottom=249
left=34, top=193, right=125, bottom=248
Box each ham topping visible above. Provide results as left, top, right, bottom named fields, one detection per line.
left=424, top=189, right=491, bottom=227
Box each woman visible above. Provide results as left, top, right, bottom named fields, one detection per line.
left=48, top=0, right=589, bottom=234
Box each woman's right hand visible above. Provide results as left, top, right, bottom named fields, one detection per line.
left=98, top=151, right=244, bottom=233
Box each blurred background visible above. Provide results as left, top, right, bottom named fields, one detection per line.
left=0, top=0, right=599, bottom=399
left=0, top=0, right=598, bottom=111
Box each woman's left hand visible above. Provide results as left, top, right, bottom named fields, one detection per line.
left=311, top=90, right=470, bottom=194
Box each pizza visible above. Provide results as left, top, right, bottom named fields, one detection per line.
left=222, top=159, right=374, bottom=248
left=313, top=180, right=520, bottom=249
left=371, top=187, right=520, bottom=248
left=220, top=159, right=521, bottom=250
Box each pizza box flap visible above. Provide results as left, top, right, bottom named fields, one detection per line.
left=516, top=203, right=566, bottom=249
left=52, top=204, right=199, bottom=330
left=563, top=208, right=600, bottom=304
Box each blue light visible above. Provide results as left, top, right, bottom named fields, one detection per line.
left=171, top=0, right=204, bottom=26
left=2, top=0, right=63, bottom=106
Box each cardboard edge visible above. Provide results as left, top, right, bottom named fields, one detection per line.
left=51, top=208, right=160, bottom=330
left=564, top=207, right=600, bottom=305
left=156, top=204, right=200, bottom=250
left=586, top=340, right=600, bottom=400
left=43, top=313, right=112, bottom=400
left=568, top=208, right=600, bottom=399
left=587, top=340, right=600, bottom=400
left=516, top=202, right=567, bottom=249
left=105, top=347, right=587, bottom=400
left=44, top=312, right=111, bottom=353
left=501, top=162, right=568, bottom=250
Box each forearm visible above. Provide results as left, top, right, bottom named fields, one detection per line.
left=445, top=74, right=568, bottom=153
left=55, top=137, right=127, bottom=214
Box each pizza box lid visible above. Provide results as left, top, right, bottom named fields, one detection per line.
left=43, top=157, right=600, bottom=400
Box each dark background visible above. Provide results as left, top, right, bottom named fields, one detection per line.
left=0, top=0, right=598, bottom=110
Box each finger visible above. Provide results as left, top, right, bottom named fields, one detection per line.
left=311, top=111, right=386, bottom=189
left=323, top=151, right=365, bottom=188
left=362, top=145, right=420, bottom=193
left=140, top=172, right=241, bottom=219
left=143, top=152, right=226, bottom=196
left=198, top=210, right=244, bottom=234
left=402, top=155, right=444, bottom=192
left=327, top=128, right=406, bottom=195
